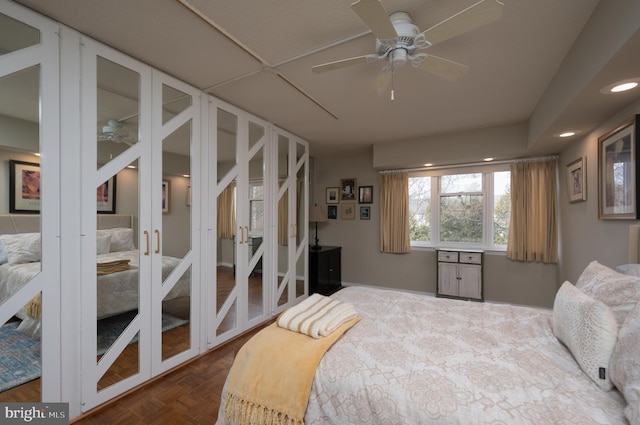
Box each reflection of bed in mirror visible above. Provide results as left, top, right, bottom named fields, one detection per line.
left=0, top=214, right=190, bottom=338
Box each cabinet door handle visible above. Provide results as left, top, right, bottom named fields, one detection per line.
left=244, top=226, right=249, bottom=243
left=143, top=230, right=150, bottom=256
left=154, top=229, right=160, bottom=254
left=238, top=226, right=244, bottom=244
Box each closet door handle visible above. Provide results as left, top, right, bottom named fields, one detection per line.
left=291, top=223, right=297, bottom=238
left=154, top=229, right=160, bottom=254
left=244, top=226, right=249, bottom=244
left=143, top=230, right=150, bottom=256
left=238, top=227, right=243, bottom=244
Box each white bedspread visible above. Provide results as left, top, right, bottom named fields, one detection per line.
left=218, top=286, right=627, bottom=425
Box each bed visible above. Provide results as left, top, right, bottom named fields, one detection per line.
left=0, top=214, right=191, bottom=337
left=217, top=226, right=640, bottom=425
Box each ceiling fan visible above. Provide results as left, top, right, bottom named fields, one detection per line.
left=312, top=0, right=504, bottom=89
left=98, top=119, right=136, bottom=145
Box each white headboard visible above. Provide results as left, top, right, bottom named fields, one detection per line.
left=629, top=224, right=640, bottom=264
left=0, top=214, right=133, bottom=235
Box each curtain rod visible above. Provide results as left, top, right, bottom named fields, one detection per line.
left=378, top=155, right=558, bottom=174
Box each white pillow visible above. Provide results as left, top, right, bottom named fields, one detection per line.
left=616, top=264, right=640, bottom=277
left=0, top=241, right=7, bottom=265
left=0, top=233, right=41, bottom=264
left=576, top=260, right=640, bottom=326
left=610, top=302, right=640, bottom=423
left=96, top=235, right=111, bottom=255
left=553, top=281, right=619, bottom=391
left=96, top=228, right=135, bottom=252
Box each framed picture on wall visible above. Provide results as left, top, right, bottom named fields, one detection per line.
left=97, top=175, right=117, bottom=214
left=326, top=187, right=339, bottom=204
left=162, top=180, right=171, bottom=214
left=566, top=157, right=586, bottom=203
left=598, top=115, right=639, bottom=219
left=327, top=205, right=337, bottom=219
left=341, top=202, right=355, bottom=219
left=9, top=160, right=40, bottom=213
left=358, top=185, right=373, bottom=203
left=340, top=178, right=356, bottom=200
left=360, top=206, right=371, bottom=220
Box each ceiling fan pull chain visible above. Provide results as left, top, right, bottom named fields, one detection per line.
left=390, top=65, right=395, bottom=101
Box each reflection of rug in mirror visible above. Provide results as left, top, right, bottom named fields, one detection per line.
left=0, top=312, right=188, bottom=392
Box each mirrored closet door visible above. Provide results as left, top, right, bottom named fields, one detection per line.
left=211, top=99, right=270, bottom=345
left=273, top=128, right=308, bottom=313
left=80, top=38, right=200, bottom=411
left=0, top=2, right=60, bottom=403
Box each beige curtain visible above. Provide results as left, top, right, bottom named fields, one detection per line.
left=217, top=183, right=236, bottom=239
left=507, top=159, right=558, bottom=264
left=379, top=172, right=411, bottom=254
left=278, top=187, right=288, bottom=246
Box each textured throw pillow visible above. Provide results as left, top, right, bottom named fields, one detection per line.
left=0, top=241, right=7, bottom=265
left=553, top=281, right=619, bottom=391
left=576, top=260, right=640, bottom=326
left=0, top=233, right=41, bottom=264
left=616, top=264, right=640, bottom=277
left=96, top=228, right=135, bottom=252
left=96, top=234, right=111, bottom=255
left=610, top=302, right=640, bottom=423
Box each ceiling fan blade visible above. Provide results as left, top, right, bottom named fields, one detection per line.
left=422, top=0, right=503, bottom=46
left=416, top=55, right=469, bottom=81
left=312, top=54, right=379, bottom=73
left=351, top=0, right=398, bottom=41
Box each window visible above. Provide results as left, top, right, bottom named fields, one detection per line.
left=409, top=169, right=510, bottom=250
left=249, top=183, right=263, bottom=232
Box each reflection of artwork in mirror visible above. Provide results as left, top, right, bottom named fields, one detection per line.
left=326, top=187, right=339, bottom=204
left=162, top=180, right=171, bottom=214
left=566, top=157, right=586, bottom=203
left=327, top=205, right=337, bottom=219
left=598, top=115, right=639, bottom=219
left=341, top=202, right=355, bottom=220
left=359, top=185, right=373, bottom=204
left=360, top=206, right=371, bottom=220
left=10, top=160, right=40, bottom=213
left=97, top=175, right=117, bottom=214
left=340, top=178, right=356, bottom=200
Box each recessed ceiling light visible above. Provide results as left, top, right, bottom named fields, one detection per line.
left=558, top=131, right=576, bottom=138
left=600, top=78, right=640, bottom=94
left=483, top=157, right=494, bottom=162
left=423, top=163, right=433, bottom=167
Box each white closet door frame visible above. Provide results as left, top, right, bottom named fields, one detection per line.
left=207, top=98, right=271, bottom=346
left=150, top=69, right=202, bottom=374
left=79, top=38, right=153, bottom=411
left=0, top=0, right=61, bottom=403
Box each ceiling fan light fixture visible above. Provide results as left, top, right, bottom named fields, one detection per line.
left=390, top=49, right=408, bottom=68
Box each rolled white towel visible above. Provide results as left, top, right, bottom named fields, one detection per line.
left=277, top=293, right=358, bottom=338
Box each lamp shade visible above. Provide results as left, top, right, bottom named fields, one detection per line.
left=309, top=205, right=327, bottom=222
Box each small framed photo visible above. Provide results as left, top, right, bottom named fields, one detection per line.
left=598, top=115, right=639, bottom=219
left=566, top=157, right=586, bottom=203
left=327, top=205, right=338, bottom=219
left=358, top=185, right=373, bottom=204
left=97, top=175, right=117, bottom=214
left=9, top=160, right=40, bottom=213
left=360, top=206, right=371, bottom=220
left=326, top=187, right=339, bottom=204
left=340, top=178, right=356, bottom=200
left=341, top=202, right=355, bottom=220
left=162, top=180, right=171, bottom=214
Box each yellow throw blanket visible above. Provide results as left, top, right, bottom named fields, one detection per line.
left=96, top=259, right=131, bottom=275
left=224, top=317, right=361, bottom=425
left=25, top=292, right=41, bottom=320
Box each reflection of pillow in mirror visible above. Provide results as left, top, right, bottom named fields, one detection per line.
left=0, top=233, right=41, bottom=264
left=0, top=241, right=7, bottom=265
left=96, top=235, right=111, bottom=255
left=97, top=228, right=135, bottom=252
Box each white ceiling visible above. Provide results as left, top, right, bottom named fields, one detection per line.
left=10, top=0, right=640, bottom=160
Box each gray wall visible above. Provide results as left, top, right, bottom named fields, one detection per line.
left=312, top=147, right=558, bottom=308
left=558, top=98, right=640, bottom=284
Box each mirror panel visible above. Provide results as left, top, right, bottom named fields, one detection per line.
left=160, top=83, right=192, bottom=361
left=247, top=141, right=264, bottom=321
left=0, top=12, right=40, bottom=55
left=0, top=59, right=41, bottom=399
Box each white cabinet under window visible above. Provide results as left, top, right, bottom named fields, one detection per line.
left=437, top=250, right=483, bottom=301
